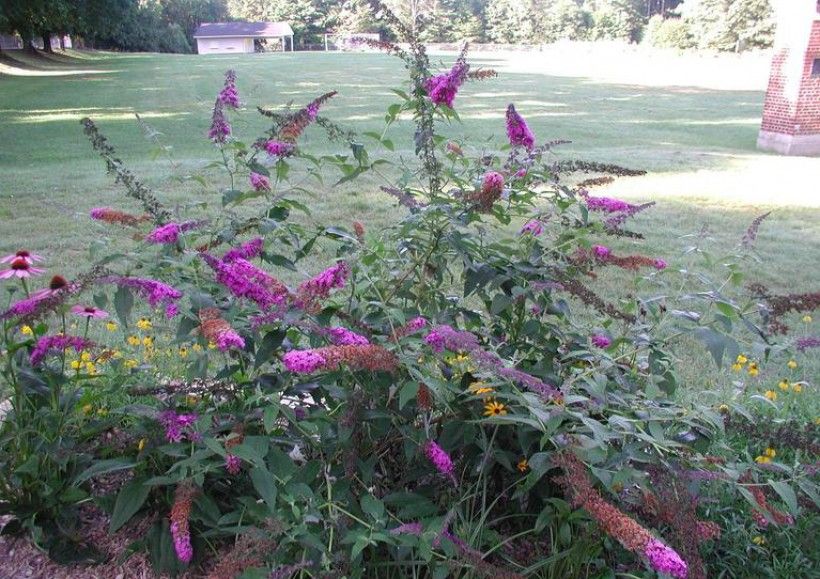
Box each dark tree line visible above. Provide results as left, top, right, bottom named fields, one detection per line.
left=0, top=0, right=774, bottom=54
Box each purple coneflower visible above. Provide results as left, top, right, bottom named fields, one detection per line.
left=1, top=250, right=44, bottom=265
left=0, top=257, right=45, bottom=279
left=70, top=305, right=109, bottom=319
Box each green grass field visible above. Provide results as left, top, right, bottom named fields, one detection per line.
left=1, top=49, right=818, bottom=293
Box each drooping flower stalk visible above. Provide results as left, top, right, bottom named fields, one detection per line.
left=170, top=482, right=197, bottom=563
left=100, top=276, right=182, bottom=318
left=282, top=344, right=398, bottom=374
left=30, top=334, right=94, bottom=366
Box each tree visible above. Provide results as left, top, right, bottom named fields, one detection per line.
left=161, top=0, right=229, bottom=47
left=485, top=0, right=534, bottom=43
left=679, top=0, right=773, bottom=51
left=589, top=0, right=645, bottom=42
left=227, top=0, right=324, bottom=45
left=726, top=0, right=774, bottom=50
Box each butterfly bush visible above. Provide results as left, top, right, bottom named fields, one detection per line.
left=2, top=6, right=816, bottom=577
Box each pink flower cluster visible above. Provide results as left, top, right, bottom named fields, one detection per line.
left=282, top=350, right=326, bottom=373
left=30, top=334, right=94, bottom=366
left=584, top=194, right=635, bottom=213
left=391, top=316, right=428, bottom=340
left=158, top=410, right=198, bottom=443
left=171, top=521, right=193, bottom=563
left=216, top=328, right=245, bottom=351
left=223, top=238, right=264, bottom=262
left=249, top=172, right=271, bottom=192
left=264, top=139, right=294, bottom=158
left=225, top=454, right=242, bottom=475
left=146, top=221, right=201, bottom=244
left=208, top=99, right=231, bottom=143
left=591, top=333, right=612, bottom=348
left=202, top=254, right=290, bottom=310
left=328, top=327, right=369, bottom=346
left=506, top=104, right=535, bottom=150
left=593, top=245, right=611, bottom=258
left=424, top=440, right=456, bottom=483
left=424, top=324, right=480, bottom=353
left=101, top=276, right=182, bottom=318
left=217, top=69, right=240, bottom=109
left=424, top=59, right=469, bottom=108
left=296, top=262, right=349, bottom=309
left=520, top=220, right=544, bottom=236
left=645, top=539, right=688, bottom=579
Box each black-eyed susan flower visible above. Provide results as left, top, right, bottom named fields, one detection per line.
left=787, top=359, right=797, bottom=369
left=752, top=535, right=766, bottom=545
left=20, top=325, right=33, bottom=336
left=792, top=383, right=803, bottom=393
left=517, top=458, right=529, bottom=473
left=803, top=315, right=812, bottom=324
left=718, top=404, right=730, bottom=414
left=136, top=317, right=153, bottom=330
left=178, top=346, right=189, bottom=358
left=138, top=438, right=146, bottom=452
left=747, top=362, right=759, bottom=377
left=106, top=321, right=118, bottom=332
left=142, top=336, right=154, bottom=348
left=778, top=379, right=790, bottom=391
left=192, top=343, right=203, bottom=352
left=484, top=400, right=507, bottom=417
left=127, top=335, right=140, bottom=347
left=764, top=390, right=777, bottom=401
left=124, top=359, right=138, bottom=369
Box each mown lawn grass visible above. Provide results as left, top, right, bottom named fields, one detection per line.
left=0, top=49, right=817, bottom=403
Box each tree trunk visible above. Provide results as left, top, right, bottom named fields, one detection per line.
left=59, top=35, right=65, bottom=51
left=42, top=32, right=54, bottom=53
left=21, top=32, right=36, bottom=53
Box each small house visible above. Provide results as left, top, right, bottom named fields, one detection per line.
left=193, top=22, right=294, bottom=54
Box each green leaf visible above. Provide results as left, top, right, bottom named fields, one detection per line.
left=76, top=458, right=135, bottom=483
left=250, top=467, right=278, bottom=515
left=360, top=493, right=385, bottom=520
left=768, top=480, right=798, bottom=514
left=398, top=382, right=419, bottom=410
left=110, top=478, right=151, bottom=532
left=114, top=286, right=134, bottom=327
left=263, top=405, right=280, bottom=433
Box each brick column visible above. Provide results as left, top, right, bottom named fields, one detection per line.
left=757, top=0, right=820, bottom=156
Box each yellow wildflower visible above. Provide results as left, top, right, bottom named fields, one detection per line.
left=106, top=321, right=118, bottom=332
left=468, top=381, right=494, bottom=396
left=82, top=404, right=93, bottom=415
left=517, top=458, right=529, bottom=473
left=752, top=535, right=766, bottom=545
left=124, top=359, right=138, bottom=369
left=192, top=343, right=203, bottom=353
left=142, top=336, right=154, bottom=348
left=787, top=359, right=797, bottom=370
left=731, top=363, right=742, bottom=372
left=70, top=360, right=82, bottom=370
left=778, top=379, right=790, bottom=391
left=764, top=448, right=776, bottom=458
left=484, top=400, right=508, bottom=417
left=96, top=408, right=108, bottom=417
left=792, top=383, right=802, bottom=393
left=127, top=335, right=140, bottom=346
left=208, top=342, right=217, bottom=350
left=136, top=317, right=152, bottom=330
left=111, top=350, right=123, bottom=359
left=718, top=404, right=730, bottom=414
left=755, top=455, right=771, bottom=464
left=747, top=363, right=759, bottom=377
left=736, top=354, right=748, bottom=365
left=80, top=351, right=91, bottom=362
left=764, top=390, right=777, bottom=401
left=803, top=315, right=812, bottom=324
left=178, top=346, right=189, bottom=358
left=138, top=438, right=146, bottom=452
left=85, top=361, right=97, bottom=374
left=20, top=325, right=33, bottom=336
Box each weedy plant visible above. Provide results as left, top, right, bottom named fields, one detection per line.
left=0, top=3, right=816, bottom=576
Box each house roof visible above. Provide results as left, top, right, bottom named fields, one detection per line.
left=194, top=22, right=294, bottom=39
